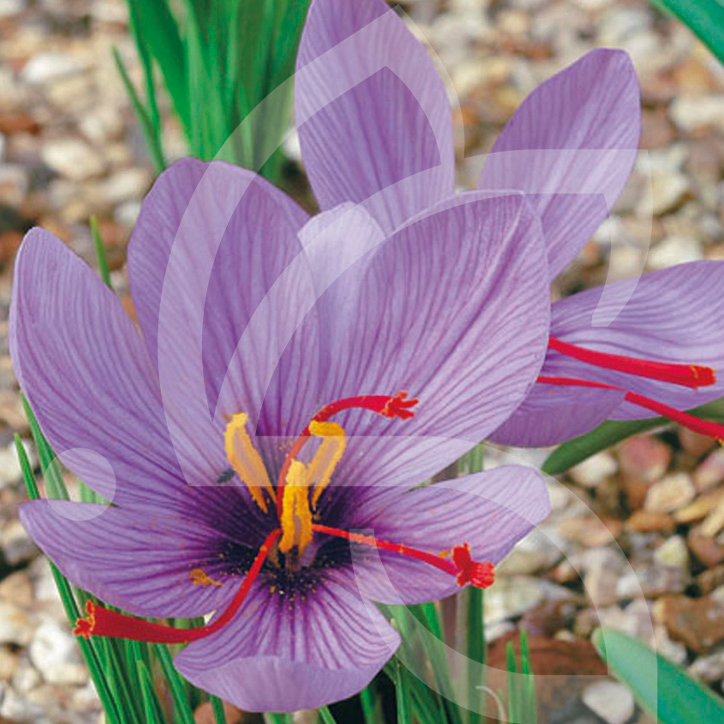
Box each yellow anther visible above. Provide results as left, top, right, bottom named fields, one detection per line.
left=189, top=568, right=223, bottom=588
left=279, top=460, right=314, bottom=555
left=308, top=420, right=347, bottom=509
left=224, top=413, right=275, bottom=512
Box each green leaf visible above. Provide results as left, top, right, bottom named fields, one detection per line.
left=318, top=706, right=338, bottom=724
left=506, top=642, right=520, bottom=724
left=542, top=397, right=724, bottom=476
left=154, top=645, right=196, bottom=724
left=647, top=0, right=724, bottom=66
left=90, top=216, right=112, bottom=289
left=211, top=696, right=228, bottom=724
left=395, top=660, right=412, bottom=724
left=519, top=632, right=537, bottom=724
left=137, top=658, right=167, bottom=724
left=466, top=587, right=486, bottom=724
left=593, top=627, right=724, bottom=724
left=126, top=0, right=190, bottom=131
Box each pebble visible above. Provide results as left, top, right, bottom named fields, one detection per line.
left=570, top=452, right=618, bottom=488
left=671, top=96, right=724, bottom=133
left=41, top=138, right=105, bottom=181
left=582, top=681, right=635, bottom=724
left=625, top=510, right=675, bottom=535
left=648, top=235, right=704, bottom=269
left=0, top=0, right=25, bottom=18
left=0, top=601, right=34, bottom=646
left=654, top=535, right=689, bottom=569
left=21, top=53, right=83, bottom=85
left=29, top=620, right=86, bottom=685
left=498, top=528, right=562, bottom=575
left=618, top=435, right=671, bottom=483
left=0, top=440, right=28, bottom=489
left=688, top=650, right=724, bottom=683
left=659, top=595, right=724, bottom=652
left=1, top=519, right=38, bottom=567
left=644, top=473, right=695, bottom=513
left=694, top=449, right=724, bottom=492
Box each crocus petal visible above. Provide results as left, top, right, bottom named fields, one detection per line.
left=9, top=229, right=215, bottom=507
left=344, top=466, right=550, bottom=605
left=127, top=159, right=320, bottom=445
left=174, top=571, right=400, bottom=712
left=19, top=500, right=244, bottom=618
left=286, top=193, right=550, bottom=501
left=296, top=0, right=455, bottom=233
left=479, top=49, right=641, bottom=279
left=545, top=261, right=724, bottom=419
left=488, top=384, right=625, bottom=447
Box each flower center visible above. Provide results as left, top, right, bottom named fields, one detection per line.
left=72, top=390, right=497, bottom=645
left=546, top=337, right=723, bottom=441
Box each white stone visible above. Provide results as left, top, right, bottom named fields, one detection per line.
left=648, top=236, right=704, bottom=270
left=0, top=601, right=34, bottom=646
left=583, top=681, right=635, bottom=724
left=570, top=452, right=618, bottom=488
left=22, top=53, right=82, bottom=85
left=688, top=650, right=724, bottom=683
left=645, top=473, right=695, bottom=513
left=30, top=620, right=86, bottom=685
left=0, top=0, right=24, bottom=17
left=41, top=139, right=105, bottom=181
left=671, top=96, right=724, bottom=133
left=1, top=519, right=38, bottom=566
left=654, top=535, right=690, bottom=569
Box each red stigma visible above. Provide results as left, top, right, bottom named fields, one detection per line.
left=276, top=391, right=419, bottom=515
left=452, top=544, right=495, bottom=588
left=548, top=336, right=716, bottom=390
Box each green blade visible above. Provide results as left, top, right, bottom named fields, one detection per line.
left=648, top=0, right=724, bottom=66
left=542, top=397, right=724, bottom=476
left=593, top=627, right=724, bottom=724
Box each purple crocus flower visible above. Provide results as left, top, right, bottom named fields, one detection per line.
left=10, top=155, right=551, bottom=711
left=298, top=0, right=724, bottom=447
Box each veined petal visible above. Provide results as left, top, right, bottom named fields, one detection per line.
left=174, top=573, right=400, bottom=712
left=346, top=466, right=550, bottom=605
left=546, top=261, right=724, bottom=419
left=127, top=159, right=322, bottom=448
left=19, top=500, right=242, bottom=618
left=488, top=384, right=625, bottom=447
left=286, top=193, right=550, bottom=500
left=9, top=229, right=214, bottom=506
left=479, top=49, right=641, bottom=279
left=296, top=0, right=455, bottom=233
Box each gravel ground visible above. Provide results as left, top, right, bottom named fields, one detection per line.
left=2, top=0, right=724, bottom=722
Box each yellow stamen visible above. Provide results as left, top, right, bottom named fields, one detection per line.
left=224, top=413, right=275, bottom=512
left=189, top=568, right=223, bottom=588
left=279, top=460, right=314, bottom=555
left=308, top=420, right=347, bottom=509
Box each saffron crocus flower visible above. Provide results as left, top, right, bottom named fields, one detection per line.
left=11, top=158, right=551, bottom=711
left=297, top=0, right=724, bottom=447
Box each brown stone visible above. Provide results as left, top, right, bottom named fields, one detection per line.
left=694, top=450, right=724, bottom=492
left=675, top=489, right=724, bottom=524
left=659, top=595, right=724, bottom=653
left=194, top=701, right=244, bottom=724
left=679, top=429, right=717, bottom=458
left=695, top=565, right=724, bottom=595
left=626, top=510, right=675, bottom=535
left=618, top=435, right=672, bottom=483
left=688, top=531, right=724, bottom=568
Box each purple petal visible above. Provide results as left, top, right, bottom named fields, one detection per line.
left=174, top=571, right=400, bottom=712
left=478, top=49, right=641, bottom=279
left=545, top=261, right=724, bottom=419
left=19, top=500, right=237, bottom=618
left=296, top=0, right=454, bottom=233
left=346, top=466, right=550, bottom=605
left=285, top=193, right=550, bottom=499
left=9, top=229, right=214, bottom=507
left=488, top=384, right=625, bottom=447
left=127, top=159, right=319, bottom=444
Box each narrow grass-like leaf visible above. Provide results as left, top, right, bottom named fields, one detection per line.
left=154, top=645, right=196, bottom=724
left=318, top=706, right=338, bottom=724
left=211, top=695, right=228, bottom=724
left=137, top=658, right=167, bottom=724
left=519, top=632, right=537, bottom=724
left=395, top=660, right=412, bottom=724
left=506, top=641, right=520, bottom=724
left=112, top=47, right=166, bottom=173
left=359, top=685, right=378, bottom=724
left=466, top=588, right=485, bottom=724
left=90, top=216, right=112, bottom=289
left=126, top=0, right=190, bottom=131
left=593, top=627, right=724, bottom=724
left=647, top=0, right=724, bottom=66
left=542, top=397, right=724, bottom=476
left=16, top=435, right=124, bottom=724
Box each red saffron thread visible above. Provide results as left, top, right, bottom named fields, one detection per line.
left=275, top=392, right=418, bottom=515
left=74, top=529, right=281, bottom=644
left=548, top=337, right=716, bottom=389
left=537, top=375, right=724, bottom=441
